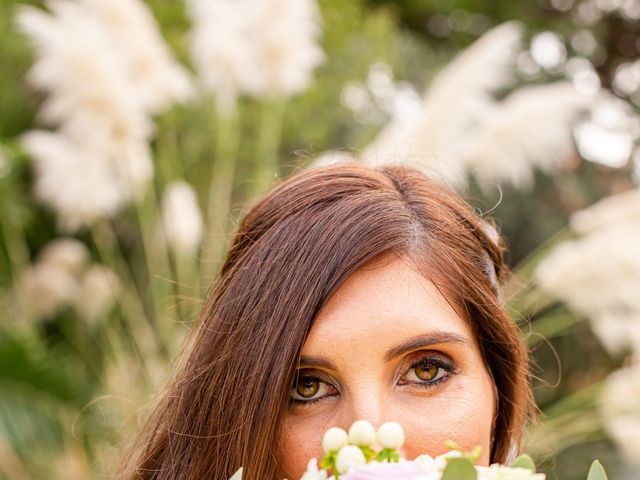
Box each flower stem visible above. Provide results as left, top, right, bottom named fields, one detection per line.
left=90, top=222, right=168, bottom=364
left=528, top=308, right=585, bottom=347
left=202, top=106, right=241, bottom=283
left=249, top=98, right=286, bottom=201
left=0, top=179, right=31, bottom=278
left=155, top=108, right=201, bottom=332
left=506, top=225, right=575, bottom=295
left=133, top=179, right=179, bottom=349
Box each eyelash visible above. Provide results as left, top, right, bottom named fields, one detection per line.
left=397, top=355, right=455, bottom=389
left=289, top=353, right=457, bottom=408
left=289, top=372, right=339, bottom=407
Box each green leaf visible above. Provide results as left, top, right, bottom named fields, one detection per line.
left=360, top=445, right=377, bottom=462
left=465, top=446, right=482, bottom=464
left=587, top=460, right=608, bottom=480
left=389, top=450, right=400, bottom=463
left=375, top=448, right=400, bottom=463
left=444, top=440, right=463, bottom=451
left=442, top=458, right=477, bottom=480
left=375, top=449, right=390, bottom=462
left=442, top=442, right=482, bottom=464
left=511, top=454, right=536, bottom=472
left=319, top=453, right=334, bottom=470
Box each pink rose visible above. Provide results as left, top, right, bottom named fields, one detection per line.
left=341, top=461, right=439, bottom=480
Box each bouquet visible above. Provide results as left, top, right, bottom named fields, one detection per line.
left=230, top=420, right=609, bottom=480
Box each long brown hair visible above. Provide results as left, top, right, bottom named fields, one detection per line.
left=115, top=163, right=533, bottom=479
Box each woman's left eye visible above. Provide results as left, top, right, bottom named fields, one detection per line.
left=399, top=355, right=455, bottom=388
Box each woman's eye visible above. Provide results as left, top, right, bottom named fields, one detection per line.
left=414, top=362, right=440, bottom=381
left=400, top=356, right=454, bottom=387
left=290, top=375, right=337, bottom=404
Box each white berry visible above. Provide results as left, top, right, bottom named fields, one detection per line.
left=322, top=427, right=349, bottom=453
left=335, top=445, right=366, bottom=474
left=376, top=421, right=405, bottom=449
left=348, top=420, right=376, bottom=446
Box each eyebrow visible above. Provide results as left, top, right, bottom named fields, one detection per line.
left=298, top=331, right=470, bottom=370
left=298, top=355, right=338, bottom=371
left=382, top=331, right=470, bottom=361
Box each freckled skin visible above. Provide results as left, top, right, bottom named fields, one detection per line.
left=277, top=256, right=496, bottom=479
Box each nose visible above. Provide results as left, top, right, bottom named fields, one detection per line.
left=342, top=388, right=386, bottom=428
left=340, top=391, right=409, bottom=459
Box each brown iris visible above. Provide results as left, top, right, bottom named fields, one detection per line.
left=414, top=361, right=439, bottom=381
left=296, top=377, right=320, bottom=398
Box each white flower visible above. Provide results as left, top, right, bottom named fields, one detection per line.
left=161, top=180, right=204, bottom=257
left=413, top=453, right=438, bottom=470
left=12, top=237, right=121, bottom=326
left=363, top=21, right=523, bottom=187
left=186, top=0, right=255, bottom=113
left=322, top=427, right=349, bottom=453
left=74, top=264, right=121, bottom=325
left=347, top=420, right=376, bottom=446
left=38, top=238, right=89, bottom=274
left=465, top=82, right=591, bottom=190
left=534, top=222, right=640, bottom=352
left=248, top=0, right=324, bottom=98
left=229, top=467, right=243, bottom=480
left=21, top=131, right=128, bottom=231
left=82, top=0, right=194, bottom=114
left=534, top=191, right=640, bottom=355
left=16, top=2, right=151, bottom=143
left=434, top=450, right=464, bottom=471
left=16, top=0, right=190, bottom=229
left=17, top=0, right=190, bottom=118
left=16, top=1, right=167, bottom=229
left=376, top=421, right=405, bottom=449
left=590, top=311, right=640, bottom=356
left=602, top=416, right=640, bottom=466
left=186, top=0, right=324, bottom=114
left=530, top=32, right=566, bottom=71
left=13, top=238, right=89, bottom=322
left=477, top=464, right=546, bottom=480
left=363, top=22, right=599, bottom=192
left=573, top=96, right=636, bottom=168
left=600, top=361, right=640, bottom=464
left=300, top=458, right=328, bottom=480
left=335, top=445, right=366, bottom=474
left=15, top=263, right=79, bottom=321
left=570, top=188, right=640, bottom=234
left=411, top=450, right=466, bottom=473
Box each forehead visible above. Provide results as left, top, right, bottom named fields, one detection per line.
left=302, top=256, right=474, bottom=356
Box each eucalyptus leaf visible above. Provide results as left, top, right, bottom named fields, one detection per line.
left=586, top=460, right=608, bottom=480
left=511, top=454, right=536, bottom=472
left=442, top=458, right=477, bottom=480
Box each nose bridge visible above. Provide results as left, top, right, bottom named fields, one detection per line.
left=343, top=379, right=390, bottom=428
left=339, top=379, right=411, bottom=458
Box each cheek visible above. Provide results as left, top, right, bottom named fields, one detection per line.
left=277, top=413, right=333, bottom=479
left=399, top=378, right=495, bottom=464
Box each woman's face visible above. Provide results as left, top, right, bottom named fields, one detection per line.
left=278, top=256, right=496, bottom=479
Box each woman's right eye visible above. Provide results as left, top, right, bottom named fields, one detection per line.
left=290, top=374, right=337, bottom=405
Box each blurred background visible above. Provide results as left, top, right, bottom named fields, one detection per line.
left=1, top=0, right=639, bottom=478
